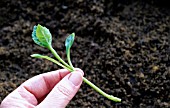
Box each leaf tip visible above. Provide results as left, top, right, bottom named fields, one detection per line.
left=31, top=54, right=42, bottom=58
left=37, top=24, right=43, bottom=29
left=71, top=32, right=75, bottom=37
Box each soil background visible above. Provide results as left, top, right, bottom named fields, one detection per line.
left=0, top=0, right=170, bottom=108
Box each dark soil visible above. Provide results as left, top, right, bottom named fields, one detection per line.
left=0, top=0, right=170, bottom=107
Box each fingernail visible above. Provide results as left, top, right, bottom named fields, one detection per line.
left=68, top=72, right=82, bottom=86
left=74, top=68, right=84, bottom=76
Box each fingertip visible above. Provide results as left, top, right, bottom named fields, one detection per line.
left=68, top=72, right=83, bottom=86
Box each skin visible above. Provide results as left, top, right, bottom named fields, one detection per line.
left=0, top=68, right=84, bottom=108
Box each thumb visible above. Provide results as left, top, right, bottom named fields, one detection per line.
left=36, top=71, right=83, bottom=108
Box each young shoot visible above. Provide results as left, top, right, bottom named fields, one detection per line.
left=31, top=24, right=121, bottom=102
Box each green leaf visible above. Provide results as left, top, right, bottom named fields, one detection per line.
left=65, top=33, right=75, bottom=54
left=32, top=26, right=44, bottom=47
left=32, top=24, right=52, bottom=48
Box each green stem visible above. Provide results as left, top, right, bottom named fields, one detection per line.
left=71, top=67, right=121, bottom=102
left=67, top=49, right=74, bottom=69
left=48, top=45, right=72, bottom=70
left=82, top=77, right=121, bottom=102
left=67, top=67, right=121, bottom=102
left=40, top=55, right=72, bottom=71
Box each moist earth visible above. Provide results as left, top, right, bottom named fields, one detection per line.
left=0, top=0, right=170, bottom=108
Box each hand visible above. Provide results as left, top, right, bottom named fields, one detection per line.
left=0, top=68, right=84, bottom=108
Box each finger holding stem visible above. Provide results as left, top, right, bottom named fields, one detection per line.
left=32, top=54, right=121, bottom=102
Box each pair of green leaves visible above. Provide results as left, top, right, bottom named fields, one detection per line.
left=32, top=24, right=75, bottom=56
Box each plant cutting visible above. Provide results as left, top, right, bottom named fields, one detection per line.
left=31, top=24, right=121, bottom=102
